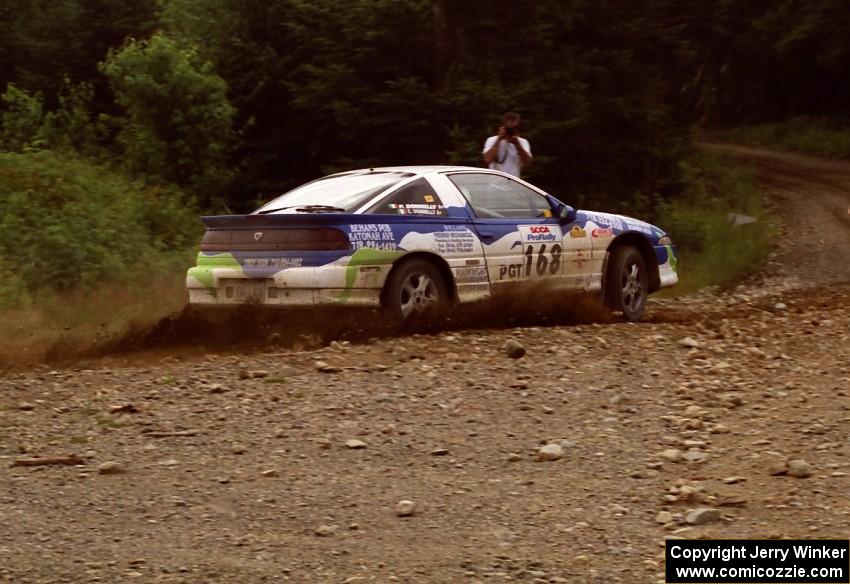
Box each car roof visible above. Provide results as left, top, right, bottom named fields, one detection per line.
left=332, top=165, right=496, bottom=177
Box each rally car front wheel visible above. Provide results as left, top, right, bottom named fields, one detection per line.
left=605, top=245, right=649, bottom=322
left=383, top=258, right=449, bottom=322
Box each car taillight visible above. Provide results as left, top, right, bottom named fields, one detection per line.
left=201, top=228, right=350, bottom=252
left=658, top=235, right=673, bottom=245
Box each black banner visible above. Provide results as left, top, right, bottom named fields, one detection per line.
left=665, top=539, right=849, bottom=583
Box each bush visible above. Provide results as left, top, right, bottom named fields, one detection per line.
left=100, top=34, right=236, bottom=207
left=0, top=150, right=199, bottom=307
left=39, top=80, right=106, bottom=158
left=0, top=84, right=46, bottom=152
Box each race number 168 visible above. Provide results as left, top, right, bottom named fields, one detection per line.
left=524, top=244, right=562, bottom=276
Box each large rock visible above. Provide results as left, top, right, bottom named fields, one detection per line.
left=787, top=460, right=813, bottom=478
left=503, top=339, right=526, bottom=359
left=395, top=500, right=416, bottom=517
left=660, top=449, right=683, bottom=463
left=685, top=508, right=721, bottom=525
left=97, top=461, right=127, bottom=475
left=537, top=444, right=564, bottom=461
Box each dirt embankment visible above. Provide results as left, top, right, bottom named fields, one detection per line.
left=1, top=145, right=849, bottom=583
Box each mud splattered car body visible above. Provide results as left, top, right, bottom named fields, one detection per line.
left=186, top=167, right=678, bottom=321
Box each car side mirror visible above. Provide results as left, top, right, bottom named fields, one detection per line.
left=555, top=203, right=577, bottom=224
left=546, top=195, right=576, bottom=224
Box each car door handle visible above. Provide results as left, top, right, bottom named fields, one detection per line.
left=478, top=231, right=495, bottom=243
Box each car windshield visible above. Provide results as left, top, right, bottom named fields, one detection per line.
left=255, top=171, right=413, bottom=214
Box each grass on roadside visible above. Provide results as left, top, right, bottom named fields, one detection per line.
left=718, top=117, right=850, bottom=159
left=0, top=149, right=199, bottom=367
left=655, top=152, right=775, bottom=294
left=0, top=274, right=189, bottom=367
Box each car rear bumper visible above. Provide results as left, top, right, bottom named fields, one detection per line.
left=187, top=283, right=381, bottom=306
left=186, top=253, right=387, bottom=307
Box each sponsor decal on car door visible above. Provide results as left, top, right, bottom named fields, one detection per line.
left=465, top=219, right=565, bottom=287
left=514, top=224, right=564, bottom=279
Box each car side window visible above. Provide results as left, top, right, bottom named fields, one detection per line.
left=448, top=173, right=553, bottom=219
left=367, top=178, right=448, bottom=216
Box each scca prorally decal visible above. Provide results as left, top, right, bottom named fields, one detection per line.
left=518, top=224, right=562, bottom=243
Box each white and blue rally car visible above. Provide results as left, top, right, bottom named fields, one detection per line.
left=186, top=167, right=678, bottom=321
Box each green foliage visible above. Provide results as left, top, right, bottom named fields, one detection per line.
left=2, top=0, right=850, bottom=210
left=39, top=80, right=105, bottom=157
left=0, top=150, right=199, bottom=307
left=100, top=34, right=236, bottom=206
left=1, top=79, right=112, bottom=160
left=0, top=84, right=45, bottom=151
left=719, top=118, right=850, bottom=159
left=159, top=0, right=693, bottom=209
left=0, top=0, right=158, bottom=110
left=678, top=0, right=850, bottom=124
left=656, top=154, right=774, bottom=292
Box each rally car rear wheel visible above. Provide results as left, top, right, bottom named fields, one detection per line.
left=605, top=245, right=648, bottom=322
left=384, top=259, right=448, bottom=321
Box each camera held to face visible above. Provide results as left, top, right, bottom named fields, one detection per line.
left=505, top=127, right=516, bottom=137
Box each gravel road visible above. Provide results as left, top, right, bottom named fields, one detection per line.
left=1, top=145, right=849, bottom=583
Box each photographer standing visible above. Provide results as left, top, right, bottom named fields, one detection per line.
left=482, top=112, right=532, bottom=177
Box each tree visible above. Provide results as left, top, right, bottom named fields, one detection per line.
left=100, top=34, right=237, bottom=206
left=0, top=0, right=157, bottom=110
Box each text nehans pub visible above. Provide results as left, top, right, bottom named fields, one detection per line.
left=665, top=539, right=849, bottom=583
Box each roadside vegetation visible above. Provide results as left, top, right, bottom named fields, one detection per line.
left=718, top=118, right=850, bottom=160
left=0, top=151, right=197, bottom=305
left=655, top=154, right=774, bottom=293
left=0, top=151, right=197, bottom=363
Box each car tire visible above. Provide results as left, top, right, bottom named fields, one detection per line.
left=604, top=245, right=649, bottom=322
left=384, top=258, right=449, bottom=323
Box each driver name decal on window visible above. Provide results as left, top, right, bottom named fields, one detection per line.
left=388, top=202, right=446, bottom=216
left=367, top=178, right=448, bottom=217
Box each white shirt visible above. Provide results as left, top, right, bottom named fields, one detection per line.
left=483, top=136, right=531, bottom=177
